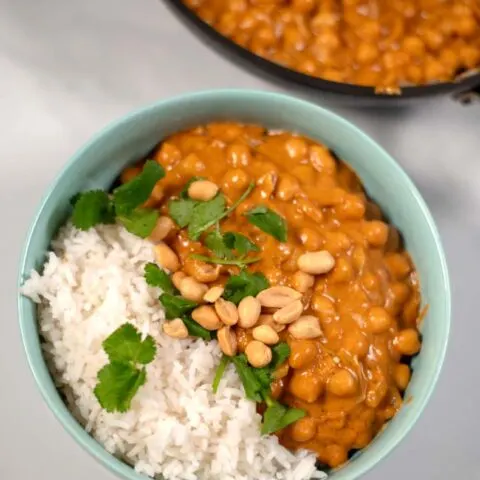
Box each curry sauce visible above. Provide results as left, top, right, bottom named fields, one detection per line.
left=121, top=122, right=422, bottom=468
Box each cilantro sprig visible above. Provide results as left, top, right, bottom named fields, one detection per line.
left=71, top=160, right=165, bottom=238
left=245, top=205, right=287, bottom=242
left=143, top=264, right=212, bottom=340
left=192, top=228, right=261, bottom=268
left=223, top=270, right=269, bottom=304
left=168, top=181, right=255, bottom=240
left=228, top=343, right=306, bottom=434
left=94, top=323, right=156, bottom=413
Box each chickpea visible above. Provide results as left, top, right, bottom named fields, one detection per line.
left=291, top=0, right=315, bottom=14
left=297, top=227, right=323, bottom=250
left=386, top=253, right=411, bottom=280
left=309, top=145, right=336, bottom=175
left=285, top=137, right=308, bottom=161
left=337, top=194, right=366, bottom=220
left=291, top=271, right=315, bottom=293
left=322, top=231, right=351, bottom=255
left=290, top=417, right=317, bottom=442
left=329, top=256, right=354, bottom=284
left=363, top=220, right=389, bottom=247
left=311, top=294, right=336, bottom=319
left=355, top=42, right=378, bottom=64
left=324, top=444, right=348, bottom=468
left=276, top=174, right=300, bottom=201
left=226, top=143, right=251, bottom=167
left=222, top=168, right=250, bottom=191
left=288, top=370, right=324, bottom=403
left=342, top=331, right=369, bottom=358
left=180, top=153, right=206, bottom=175
left=393, top=364, right=411, bottom=391
left=402, top=36, right=425, bottom=57
left=155, top=142, right=181, bottom=167
left=394, top=328, right=421, bottom=355
left=454, top=15, right=477, bottom=38
left=367, top=306, right=392, bottom=334
left=289, top=340, right=317, bottom=369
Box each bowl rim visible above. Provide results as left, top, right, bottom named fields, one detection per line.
left=17, top=89, right=451, bottom=480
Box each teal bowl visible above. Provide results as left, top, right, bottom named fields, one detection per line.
left=18, top=90, right=450, bottom=480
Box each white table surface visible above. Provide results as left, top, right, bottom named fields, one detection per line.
left=1, top=0, right=479, bottom=479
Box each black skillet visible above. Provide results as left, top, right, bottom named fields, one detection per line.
left=164, top=0, right=480, bottom=106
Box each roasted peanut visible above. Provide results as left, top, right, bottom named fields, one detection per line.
left=191, top=305, right=223, bottom=330
left=245, top=340, right=272, bottom=368
left=217, top=326, right=238, bottom=356
left=297, top=250, right=335, bottom=275
left=273, top=362, right=290, bottom=379
left=257, top=286, right=302, bottom=308
left=154, top=242, right=180, bottom=272
left=188, top=180, right=219, bottom=201
left=273, top=299, right=304, bottom=325
left=178, top=277, right=208, bottom=302
left=291, top=271, right=315, bottom=293
left=203, top=286, right=224, bottom=303
left=171, top=271, right=186, bottom=290
left=238, top=296, right=261, bottom=328
left=184, top=258, right=220, bottom=283
left=214, top=298, right=239, bottom=326
left=252, top=325, right=280, bottom=345
left=149, top=216, right=175, bottom=243
left=289, top=316, right=322, bottom=339
left=257, top=314, right=286, bottom=332
left=163, top=318, right=189, bottom=339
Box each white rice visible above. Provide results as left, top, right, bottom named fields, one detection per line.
left=21, top=223, right=326, bottom=480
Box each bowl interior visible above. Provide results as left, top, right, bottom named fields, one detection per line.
left=18, top=90, right=450, bottom=480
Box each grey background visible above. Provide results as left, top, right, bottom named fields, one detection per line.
left=1, top=0, right=479, bottom=478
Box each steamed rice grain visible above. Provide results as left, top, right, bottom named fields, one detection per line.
left=21, top=223, right=326, bottom=480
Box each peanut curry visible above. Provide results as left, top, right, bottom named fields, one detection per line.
left=182, top=0, right=480, bottom=91
left=115, top=122, right=422, bottom=468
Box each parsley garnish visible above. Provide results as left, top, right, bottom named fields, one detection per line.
left=168, top=181, right=255, bottom=240
left=72, top=160, right=165, bottom=238
left=94, top=323, right=156, bottom=413
left=245, top=205, right=287, bottom=242
left=223, top=270, right=269, bottom=304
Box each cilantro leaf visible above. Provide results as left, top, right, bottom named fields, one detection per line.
left=191, top=254, right=261, bottom=267
left=169, top=181, right=255, bottom=240
left=245, top=205, right=287, bottom=242
left=204, top=229, right=234, bottom=259
left=168, top=198, right=196, bottom=228
left=212, top=355, right=230, bottom=393
left=182, top=315, right=212, bottom=340
left=94, top=323, right=156, bottom=413
left=160, top=293, right=197, bottom=319
left=113, top=160, right=165, bottom=215
left=223, top=271, right=269, bottom=304
left=188, top=194, right=226, bottom=240
left=270, top=342, right=291, bottom=370
left=94, top=361, right=146, bottom=413
left=223, top=232, right=259, bottom=256
left=102, top=323, right=156, bottom=365
left=72, top=190, right=115, bottom=230
left=117, top=208, right=159, bottom=238
left=261, top=398, right=306, bottom=435
left=231, top=354, right=263, bottom=402
left=144, top=263, right=176, bottom=294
